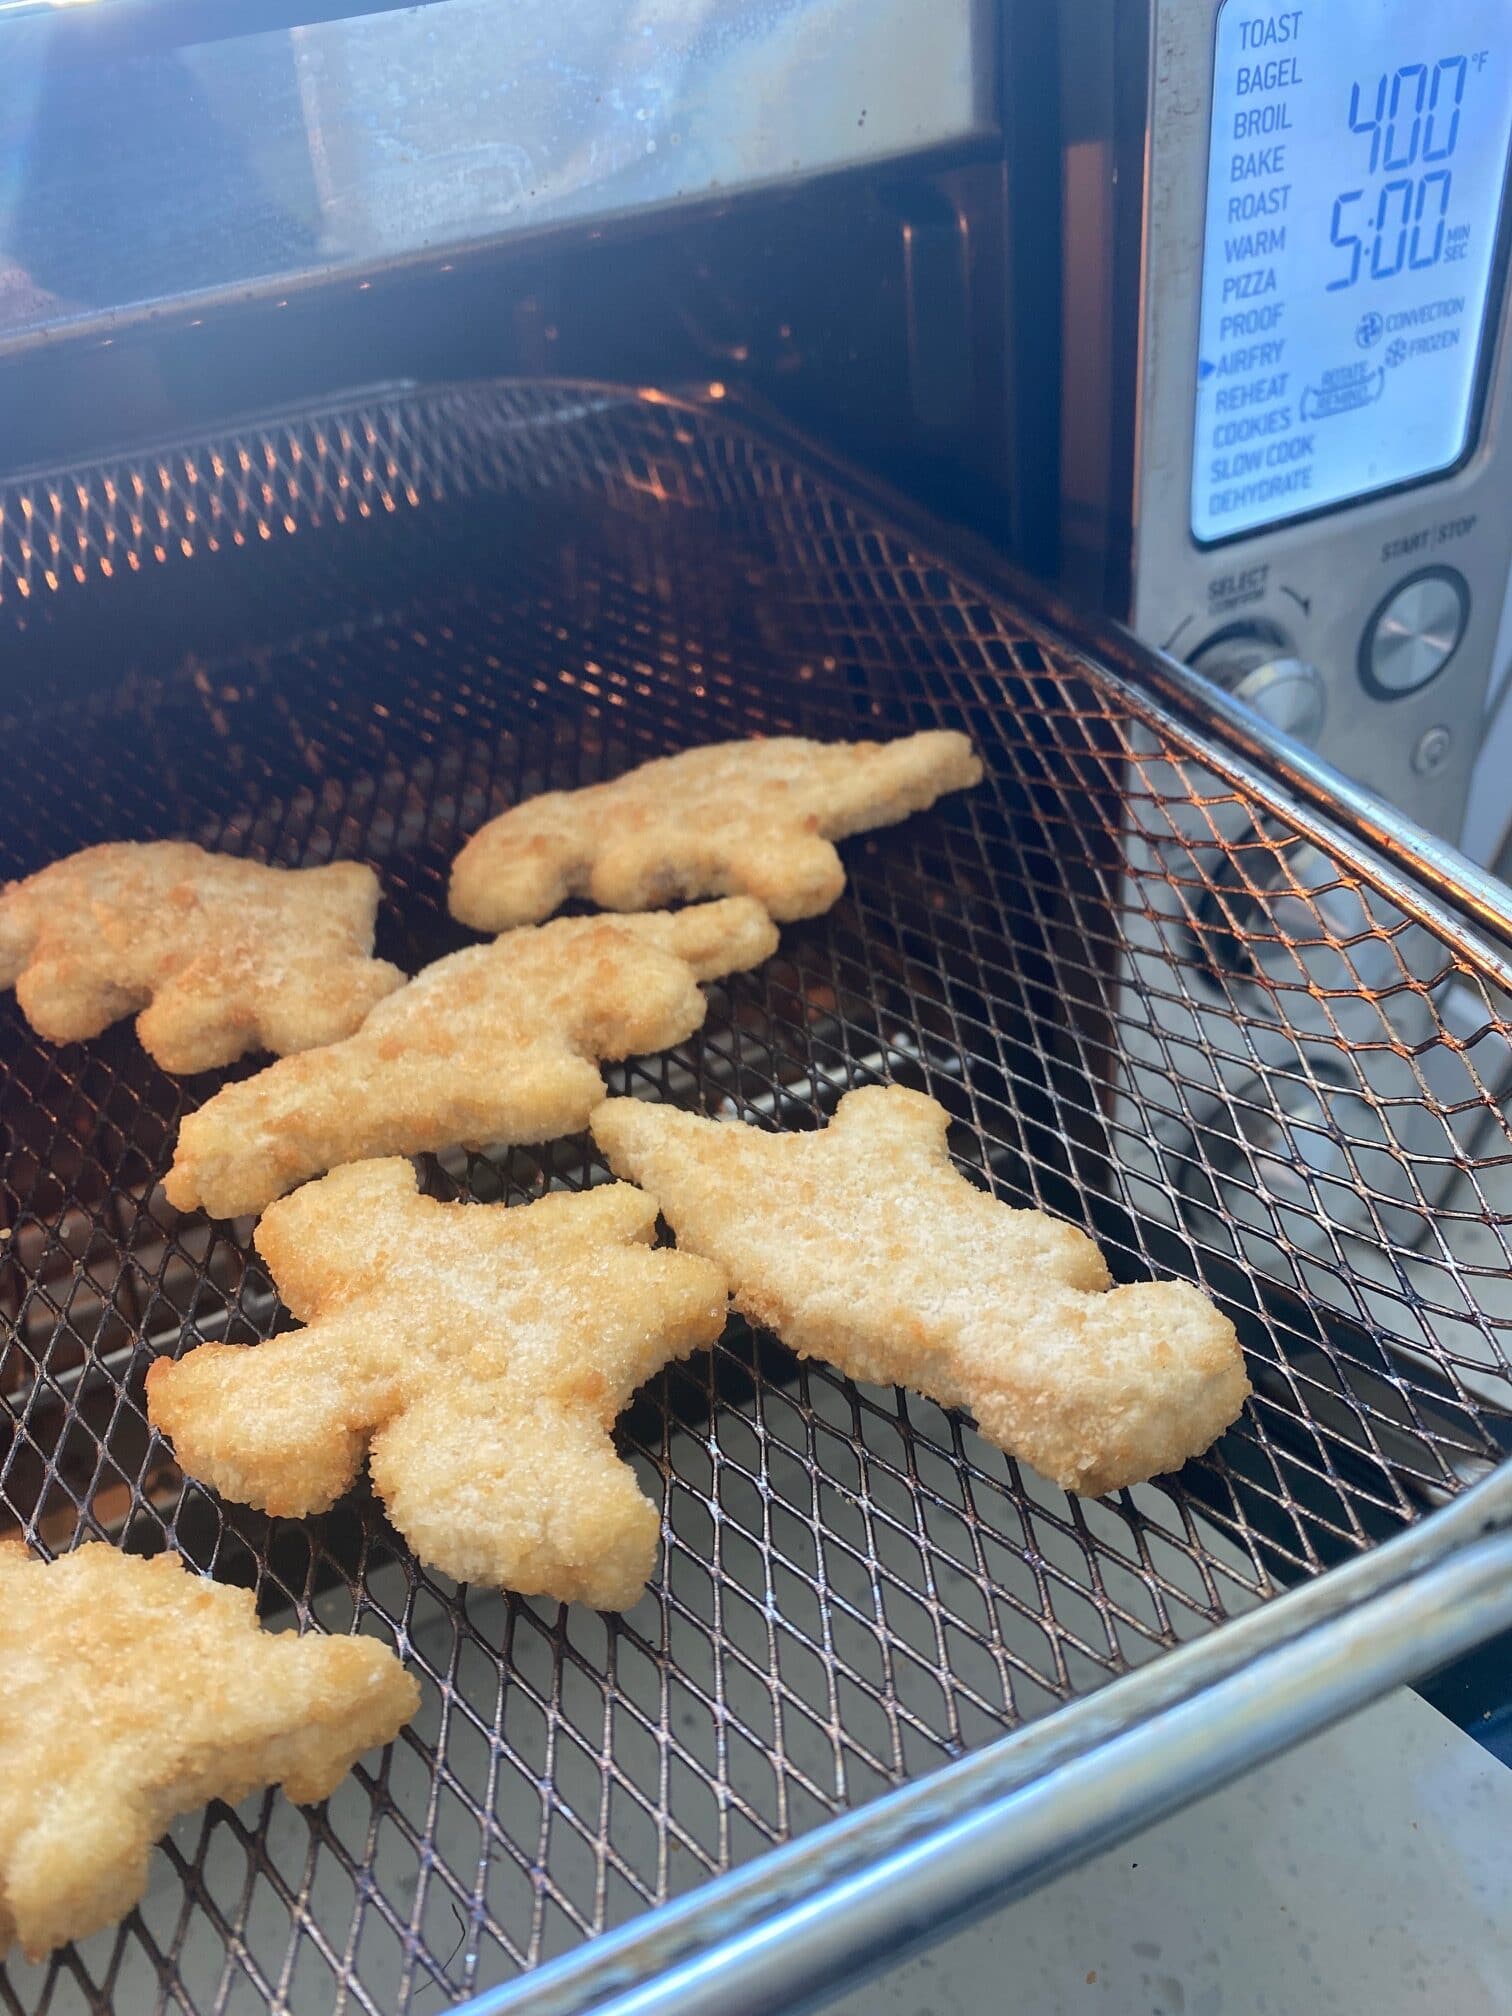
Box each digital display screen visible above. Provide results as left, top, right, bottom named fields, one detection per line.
left=1191, top=0, right=1512, bottom=543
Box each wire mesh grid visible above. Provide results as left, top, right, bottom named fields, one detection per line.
left=0, top=380, right=1509, bottom=2015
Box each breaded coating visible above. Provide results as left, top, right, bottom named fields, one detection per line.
left=147, top=1159, right=729, bottom=1609
left=592, top=1087, right=1250, bottom=1497
left=449, top=731, right=983, bottom=931
left=0, top=1544, right=417, bottom=1961
left=166, top=897, right=778, bottom=1221
left=0, top=841, right=403, bottom=1072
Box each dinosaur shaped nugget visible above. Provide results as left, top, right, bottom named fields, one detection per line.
left=593, top=1087, right=1249, bottom=1496
left=0, top=1544, right=416, bottom=1960
left=167, top=897, right=776, bottom=1219
left=148, top=1159, right=728, bottom=1609
left=449, top=731, right=982, bottom=931
left=0, top=841, right=402, bottom=1072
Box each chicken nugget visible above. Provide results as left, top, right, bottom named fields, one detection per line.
left=147, top=1159, right=729, bottom=1609
left=592, top=1086, right=1250, bottom=1496
left=0, top=841, right=403, bottom=1072
left=166, top=896, right=777, bottom=1220
left=0, top=1543, right=417, bottom=1960
left=449, top=730, right=983, bottom=931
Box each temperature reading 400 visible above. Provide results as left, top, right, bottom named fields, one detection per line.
left=1327, top=54, right=1471, bottom=290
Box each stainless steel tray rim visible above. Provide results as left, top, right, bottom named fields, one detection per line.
left=472, top=1461, right=1512, bottom=2016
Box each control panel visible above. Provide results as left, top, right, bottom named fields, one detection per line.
left=1130, top=0, right=1512, bottom=843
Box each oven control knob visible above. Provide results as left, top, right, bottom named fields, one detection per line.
left=1186, top=629, right=1326, bottom=744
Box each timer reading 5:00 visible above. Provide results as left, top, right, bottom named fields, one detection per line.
left=1327, top=55, right=1473, bottom=290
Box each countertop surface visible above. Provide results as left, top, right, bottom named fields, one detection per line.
left=818, top=1686, right=1512, bottom=2016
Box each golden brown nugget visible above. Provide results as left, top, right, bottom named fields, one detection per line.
left=449, top=731, right=983, bottom=930
left=0, top=1543, right=417, bottom=1961
left=166, top=897, right=778, bottom=1220
left=592, top=1087, right=1250, bottom=1496
left=0, top=841, right=404, bottom=1073
left=147, top=1159, right=728, bottom=1609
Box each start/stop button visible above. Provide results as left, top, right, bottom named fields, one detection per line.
left=1360, top=567, right=1469, bottom=700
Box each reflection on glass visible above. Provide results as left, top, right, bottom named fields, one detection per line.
left=0, top=0, right=987, bottom=346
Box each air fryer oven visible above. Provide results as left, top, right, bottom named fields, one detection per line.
left=2, top=380, right=1511, bottom=2016
left=4, top=7, right=1512, bottom=2016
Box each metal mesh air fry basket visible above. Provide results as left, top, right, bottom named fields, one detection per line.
left=2, top=379, right=1512, bottom=2016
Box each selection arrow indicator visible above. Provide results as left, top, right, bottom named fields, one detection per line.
left=1197, top=358, right=1216, bottom=381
